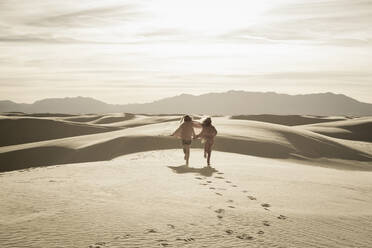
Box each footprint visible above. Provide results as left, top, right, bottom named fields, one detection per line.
left=225, top=229, right=233, bottom=235
left=120, top=234, right=131, bottom=239
left=214, top=209, right=225, bottom=214
left=226, top=200, right=234, bottom=203
left=228, top=206, right=235, bottom=209
left=225, top=181, right=231, bottom=183
left=214, top=176, right=224, bottom=179
left=114, top=234, right=129, bottom=240
left=262, top=221, right=270, bottom=227
left=183, top=237, right=195, bottom=242
left=236, top=234, right=253, bottom=240
left=207, top=181, right=212, bottom=183
left=200, top=183, right=208, bottom=186
left=167, top=224, right=176, bottom=229
left=209, top=187, right=216, bottom=190
left=159, top=242, right=169, bottom=247
left=257, top=230, right=264, bottom=235
left=217, top=215, right=224, bottom=219
left=242, top=190, right=248, bottom=193
left=261, top=203, right=271, bottom=208
left=215, top=192, right=223, bottom=196
left=247, top=196, right=257, bottom=200
left=195, top=177, right=203, bottom=180
left=277, top=215, right=287, bottom=220
left=145, top=228, right=158, bottom=233
left=89, top=242, right=106, bottom=248
left=217, top=172, right=224, bottom=175
left=231, top=185, right=237, bottom=187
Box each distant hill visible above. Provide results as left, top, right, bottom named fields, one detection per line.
left=0, top=97, right=119, bottom=115
left=1, top=91, right=372, bottom=116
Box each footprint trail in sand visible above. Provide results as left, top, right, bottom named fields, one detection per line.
left=84, top=160, right=292, bottom=247
left=189, top=167, right=289, bottom=242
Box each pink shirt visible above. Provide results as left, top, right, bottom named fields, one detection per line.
left=199, top=126, right=217, bottom=141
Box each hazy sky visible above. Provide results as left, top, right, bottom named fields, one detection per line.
left=1, top=0, right=372, bottom=104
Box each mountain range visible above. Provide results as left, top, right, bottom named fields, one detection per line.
left=1, top=91, right=372, bottom=116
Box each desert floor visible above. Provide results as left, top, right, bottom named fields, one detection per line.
left=0, top=113, right=371, bottom=247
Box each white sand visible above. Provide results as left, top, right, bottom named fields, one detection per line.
left=1, top=150, right=372, bottom=247
left=0, top=113, right=372, bottom=247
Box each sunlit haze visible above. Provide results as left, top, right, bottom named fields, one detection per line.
left=1, top=0, right=371, bottom=104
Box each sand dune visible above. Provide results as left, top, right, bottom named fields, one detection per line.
left=63, top=114, right=104, bottom=123
left=302, top=117, right=372, bottom=142
left=0, top=116, right=119, bottom=147
left=90, top=113, right=135, bottom=124
left=231, top=114, right=347, bottom=126
left=0, top=115, right=371, bottom=172
left=213, top=118, right=372, bottom=167
left=1, top=150, right=371, bottom=248
left=92, top=115, right=182, bottom=128
left=1, top=113, right=372, bottom=247
left=2, top=112, right=76, bottom=117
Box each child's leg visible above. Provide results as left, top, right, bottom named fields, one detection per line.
left=204, top=143, right=207, bottom=158
left=185, top=145, right=190, bottom=165
left=206, top=142, right=213, bottom=166
left=207, top=150, right=211, bottom=166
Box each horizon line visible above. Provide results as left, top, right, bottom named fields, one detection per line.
left=1, top=90, right=371, bottom=105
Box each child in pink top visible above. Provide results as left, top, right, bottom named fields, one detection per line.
left=195, top=117, right=217, bottom=166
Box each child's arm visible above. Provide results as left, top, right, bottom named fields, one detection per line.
left=192, top=127, right=196, bottom=139
left=171, top=124, right=183, bottom=136
left=194, top=128, right=203, bottom=139
left=212, top=126, right=217, bottom=137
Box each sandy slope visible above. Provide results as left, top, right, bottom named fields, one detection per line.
left=301, top=117, right=372, bottom=142
left=1, top=113, right=372, bottom=247
left=1, top=150, right=371, bottom=248
left=0, top=116, right=118, bottom=147
left=231, top=114, right=347, bottom=126
left=1, top=115, right=372, bottom=172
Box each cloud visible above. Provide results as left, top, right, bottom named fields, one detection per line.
left=220, top=0, right=372, bottom=46
left=0, top=1, right=144, bottom=44
left=155, top=71, right=372, bottom=84
left=0, top=34, right=85, bottom=43
left=251, top=71, right=372, bottom=82
left=268, top=0, right=372, bottom=17
left=27, top=5, right=139, bottom=28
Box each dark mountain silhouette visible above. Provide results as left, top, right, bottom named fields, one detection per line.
left=1, top=91, right=372, bottom=116
left=0, top=97, right=119, bottom=115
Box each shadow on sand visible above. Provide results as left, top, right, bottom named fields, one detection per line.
left=168, top=165, right=218, bottom=177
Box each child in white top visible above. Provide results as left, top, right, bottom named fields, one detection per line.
left=171, top=115, right=196, bottom=166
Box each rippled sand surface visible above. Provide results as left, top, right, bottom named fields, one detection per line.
left=1, top=150, right=372, bottom=248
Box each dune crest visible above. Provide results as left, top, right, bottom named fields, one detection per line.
left=0, top=114, right=371, bottom=172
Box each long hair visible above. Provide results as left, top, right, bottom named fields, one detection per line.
left=181, top=115, right=192, bottom=123
left=202, top=117, right=212, bottom=127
